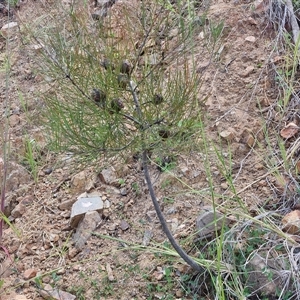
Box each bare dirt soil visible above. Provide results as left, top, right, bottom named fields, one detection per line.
left=0, top=0, right=291, bottom=299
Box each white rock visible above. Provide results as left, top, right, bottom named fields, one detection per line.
left=39, top=283, right=76, bottom=300
left=198, top=31, right=205, bottom=40
left=245, top=36, right=256, bottom=42
left=71, top=171, right=86, bottom=192
left=99, top=167, right=117, bottom=185
left=196, top=208, right=230, bottom=238
left=70, top=196, right=103, bottom=228
left=73, top=211, right=101, bottom=249
left=219, top=130, right=235, bottom=142
left=106, top=263, right=114, bottom=281
left=1, top=22, right=18, bottom=37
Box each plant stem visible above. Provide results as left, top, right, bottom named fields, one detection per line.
left=142, top=151, right=204, bottom=273
left=143, top=151, right=205, bottom=273
left=129, top=80, right=204, bottom=273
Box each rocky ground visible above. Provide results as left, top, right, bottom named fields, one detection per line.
left=0, top=0, right=299, bottom=299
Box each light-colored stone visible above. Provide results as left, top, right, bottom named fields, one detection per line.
left=1, top=22, right=18, bottom=37
left=120, top=220, right=129, bottom=231
left=99, top=167, right=117, bottom=185
left=70, top=196, right=103, bottom=228
left=120, top=188, right=127, bottom=196
left=49, top=233, right=59, bottom=242
left=56, top=268, right=65, bottom=275
left=219, top=130, right=235, bottom=142
left=23, top=268, right=37, bottom=280
left=282, top=210, right=300, bottom=234
left=240, top=128, right=256, bottom=148
left=58, top=199, right=76, bottom=210
left=85, top=178, right=95, bottom=192
left=179, top=164, right=190, bottom=177
left=166, top=207, right=177, bottom=214
left=245, top=36, right=256, bottom=42
left=198, top=31, right=205, bottom=39
left=68, top=247, right=79, bottom=259
left=43, top=276, right=51, bottom=283
left=170, top=218, right=179, bottom=233
left=253, top=0, right=269, bottom=13
left=220, top=182, right=228, bottom=190
left=73, top=211, right=101, bottom=249
left=152, top=267, right=164, bottom=281
left=142, top=230, right=153, bottom=246
left=11, top=202, right=26, bottom=218
left=0, top=159, right=31, bottom=193
left=106, top=263, right=114, bottom=281
left=39, top=283, right=76, bottom=300
left=9, top=115, right=20, bottom=127
left=239, top=66, right=254, bottom=78
left=14, top=296, right=28, bottom=300
left=245, top=134, right=255, bottom=147
left=30, top=43, right=44, bottom=53
left=104, top=199, right=110, bottom=208
left=196, top=208, right=230, bottom=238
left=71, top=171, right=86, bottom=192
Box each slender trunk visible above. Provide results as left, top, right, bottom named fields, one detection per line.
left=142, top=151, right=204, bottom=273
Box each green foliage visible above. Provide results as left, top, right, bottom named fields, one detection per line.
left=68, top=285, right=86, bottom=300
left=31, top=1, right=204, bottom=163
left=7, top=0, right=19, bottom=7
left=0, top=279, right=4, bottom=290
left=0, top=211, right=21, bottom=237
left=68, top=270, right=114, bottom=299
left=293, top=0, right=300, bottom=10
left=163, top=197, right=175, bottom=204
left=155, top=156, right=176, bottom=172
left=144, top=267, right=176, bottom=300
left=118, top=178, right=125, bottom=186
left=51, top=271, right=61, bottom=284
left=22, top=137, right=40, bottom=183
left=131, top=182, right=141, bottom=195
left=25, top=1, right=247, bottom=298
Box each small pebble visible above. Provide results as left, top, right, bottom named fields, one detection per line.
left=23, top=268, right=37, bottom=280
left=166, top=207, right=177, bottom=214
left=56, top=268, right=65, bottom=275
left=120, top=220, right=130, bottom=231
left=44, top=168, right=53, bottom=175
left=120, top=188, right=127, bottom=196
left=142, top=230, right=153, bottom=246
left=220, top=182, right=228, bottom=190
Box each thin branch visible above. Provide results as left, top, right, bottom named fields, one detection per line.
left=142, top=151, right=204, bottom=273
left=129, top=80, right=143, bottom=122
left=129, top=77, right=204, bottom=273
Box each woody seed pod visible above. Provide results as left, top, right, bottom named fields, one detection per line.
left=91, top=88, right=106, bottom=108
left=110, top=98, right=124, bottom=113
left=158, top=129, right=170, bottom=139
left=153, top=94, right=164, bottom=105
left=120, top=60, right=132, bottom=75
left=100, top=58, right=115, bottom=70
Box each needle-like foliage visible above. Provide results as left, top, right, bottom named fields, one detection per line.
left=30, top=0, right=206, bottom=271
